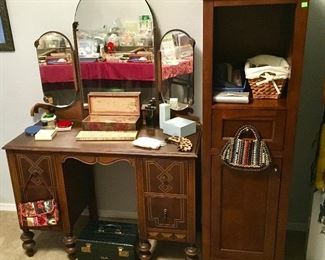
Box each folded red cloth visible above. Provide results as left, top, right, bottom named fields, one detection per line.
left=57, top=120, right=72, bottom=128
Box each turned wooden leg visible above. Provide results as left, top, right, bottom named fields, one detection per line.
left=185, top=244, right=199, bottom=259
left=138, top=240, right=151, bottom=260
left=63, top=234, right=76, bottom=260
left=20, top=230, right=36, bottom=257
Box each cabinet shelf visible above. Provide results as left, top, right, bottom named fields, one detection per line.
left=212, top=4, right=295, bottom=66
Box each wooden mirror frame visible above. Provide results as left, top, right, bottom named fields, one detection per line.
left=31, top=28, right=85, bottom=122
left=72, top=0, right=160, bottom=110
left=0, top=0, right=14, bottom=51
left=158, top=29, right=195, bottom=112
left=34, top=31, right=79, bottom=106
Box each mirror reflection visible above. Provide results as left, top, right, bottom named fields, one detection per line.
left=74, top=0, right=155, bottom=104
left=35, top=32, right=77, bottom=107
left=159, top=30, right=195, bottom=111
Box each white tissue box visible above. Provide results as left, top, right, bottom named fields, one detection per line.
left=163, top=117, right=196, bottom=137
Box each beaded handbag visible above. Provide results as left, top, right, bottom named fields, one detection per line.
left=17, top=173, right=59, bottom=227
left=220, top=125, right=272, bottom=171
left=18, top=199, right=59, bottom=227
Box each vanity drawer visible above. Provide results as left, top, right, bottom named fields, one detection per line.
left=143, top=158, right=188, bottom=195
left=212, top=109, right=286, bottom=151
left=145, top=197, right=187, bottom=230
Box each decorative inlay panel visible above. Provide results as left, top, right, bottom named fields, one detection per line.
left=144, top=159, right=186, bottom=194
left=16, top=154, right=56, bottom=202
left=62, top=155, right=136, bottom=168
left=148, top=231, right=187, bottom=241
left=157, top=170, right=173, bottom=193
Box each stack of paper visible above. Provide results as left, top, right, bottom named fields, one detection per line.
left=35, top=129, right=57, bottom=141
left=213, top=92, right=250, bottom=104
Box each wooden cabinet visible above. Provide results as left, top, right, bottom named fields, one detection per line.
left=210, top=157, right=281, bottom=260
left=3, top=128, right=200, bottom=259
left=141, top=158, right=196, bottom=243
left=202, top=1, right=309, bottom=259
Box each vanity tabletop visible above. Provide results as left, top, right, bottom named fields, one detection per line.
left=3, top=127, right=201, bottom=158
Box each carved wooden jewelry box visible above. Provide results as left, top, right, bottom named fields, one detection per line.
left=82, top=92, right=141, bottom=131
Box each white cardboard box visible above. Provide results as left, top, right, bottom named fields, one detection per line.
left=163, top=117, right=196, bottom=137
left=159, top=103, right=170, bottom=129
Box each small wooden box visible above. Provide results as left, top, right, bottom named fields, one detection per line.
left=82, top=92, right=141, bottom=131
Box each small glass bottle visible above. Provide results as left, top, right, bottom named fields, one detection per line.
left=145, top=105, right=156, bottom=128
left=144, top=97, right=157, bottom=128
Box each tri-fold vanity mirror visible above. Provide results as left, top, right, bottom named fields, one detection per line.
left=31, top=0, right=195, bottom=121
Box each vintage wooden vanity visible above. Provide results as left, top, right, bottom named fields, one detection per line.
left=3, top=0, right=200, bottom=259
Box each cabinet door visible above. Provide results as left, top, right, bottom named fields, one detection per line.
left=210, top=156, right=281, bottom=260
left=14, top=152, right=58, bottom=202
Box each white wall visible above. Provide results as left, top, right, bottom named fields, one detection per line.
left=307, top=191, right=325, bottom=260
left=0, top=0, right=79, bottom=208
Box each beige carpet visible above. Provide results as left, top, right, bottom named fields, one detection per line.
left=0, top=211, right=194, bottom=260
left=0, top=210, right=305, bottom=260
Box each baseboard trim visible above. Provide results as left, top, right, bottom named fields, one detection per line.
left=0, top=203, right=16, bottom=212
left=287, top=222, right=308, bottom=232
left=0, top=203, right=137, bottom=219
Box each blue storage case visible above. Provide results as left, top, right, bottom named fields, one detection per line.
left=214, top=63, right=248, bottom=92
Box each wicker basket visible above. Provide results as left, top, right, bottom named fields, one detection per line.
left=245, top=55, right=290, bottom=99
left=248, top=77, right=287, bottom=99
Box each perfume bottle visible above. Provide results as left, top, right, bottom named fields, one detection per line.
left=144, top=97, right=157, bottom=128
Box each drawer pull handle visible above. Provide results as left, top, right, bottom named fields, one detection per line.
left=163, top=209, right=168, bottom=222
left=274, top=166, right=279, bottom=175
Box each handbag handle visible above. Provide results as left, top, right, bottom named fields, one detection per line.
left=98, top=224, right=123, bottom=234
left=220, top=125, right=272, bottom=172
left=234, top=125, right=261, bottom=141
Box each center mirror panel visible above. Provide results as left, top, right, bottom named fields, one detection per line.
left=35, top=31, right=78, bottom=107
left=74, top=0, right=155, bottom=105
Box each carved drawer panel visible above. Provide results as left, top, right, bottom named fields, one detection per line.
left=145, top=197, right=187, bottom=231
left=143, top=159, right=187, bottom=195
left=212, top=109, right=286, bottom=151
left=15, top=153, right=57, bottom=202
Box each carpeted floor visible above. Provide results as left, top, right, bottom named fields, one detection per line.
left=0, top=210, right=306, bottom=260
left=0, top=211, right=193, bottom=260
